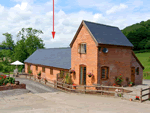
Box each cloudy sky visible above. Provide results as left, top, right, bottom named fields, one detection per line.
left=0, top=0, right=150, bottom=48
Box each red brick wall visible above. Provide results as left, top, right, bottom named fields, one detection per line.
left=131, top=54, right=143, bottom=85
left=25, top=63, right=69, bottom=81
left=71, top=25, right=98, bottom=86
left=98, top=45, right=133, bottom=86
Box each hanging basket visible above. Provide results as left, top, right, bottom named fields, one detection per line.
left=88, top=75, right=92, bottom=77
left=88, top=73, right=93, bottom=78
left=69, top=70, right=75, bottom=74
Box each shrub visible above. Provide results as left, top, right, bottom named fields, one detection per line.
left=28, top=70, right=32, bottom=74
left=38, top=71, right=41, bottom=76
left=115, top=75, right=124, bottom=85
left=60, top=71, right=64, bottom=78
left=65, top=73, right=72, bottom=84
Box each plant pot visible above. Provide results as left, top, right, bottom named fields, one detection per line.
left=15, top=81, right=20, bottom=85
left=129, top=84, right=132, bottom=87
left=73, top=86, right=76, bottom=89
left=38, top=76, right=41, bottom=79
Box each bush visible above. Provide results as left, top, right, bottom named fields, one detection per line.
left=28, top=70, right=32, bottom=74
left=115, top=75, right=124, bottom=85
left=0, top=75, right=15, bottom=86
left=60, top=71, right=64, bottom=78
left=65, top=73, right=72, bottom=84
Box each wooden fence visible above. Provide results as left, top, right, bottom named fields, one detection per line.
left=140, top=87, right=150, bottom=102
left=22, top=74, right=150, bottom=103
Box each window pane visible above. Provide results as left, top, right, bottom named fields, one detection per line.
left=102, top=69, right=105, bottom=78
left=106, top=68, right=108, bottom=78
left=84, top=44, right=86, bottom=53
left=81, top=44, right=84, bottom=53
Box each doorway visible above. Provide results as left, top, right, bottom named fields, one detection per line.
left=131, top=67, right=135, bottom=84
left=80, top=65, right=86, bottom=85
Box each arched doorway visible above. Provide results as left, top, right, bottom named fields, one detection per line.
left=79, top=64, right=86, bottom=85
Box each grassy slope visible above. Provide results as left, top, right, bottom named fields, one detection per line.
left=135, top=52, right=150, bottom=72
left=135, top=52, right=150, bottom=79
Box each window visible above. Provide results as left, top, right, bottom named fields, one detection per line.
left=42, top=67, right=45, bottom=72
left=50, top=68, right=53, bottom=75
left=136, top=67, right=139, bottom=75
left=36, top=66, right=38, bottom=71
left=101, top=66, right=109, bottom=80
left=98, top=47, right=101, bottom=51
left=78, top=43, right=86, bottom=54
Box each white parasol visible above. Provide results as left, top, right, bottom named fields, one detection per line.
left=11, top=60, right=24, bottom=73
left=11, top=60, right=24, bottom=65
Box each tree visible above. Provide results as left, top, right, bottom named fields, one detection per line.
left=1, top=33, right=15, bottom=62
left=17, top=28, right=45, bottom=56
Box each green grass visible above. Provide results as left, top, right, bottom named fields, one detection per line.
left=1, top=72, right=14, bottom=75
left=143, top=76, right=150, bottom=80
left=135, top=52, right=150, bottom=80
left=135, top=52, right=150, bottom=72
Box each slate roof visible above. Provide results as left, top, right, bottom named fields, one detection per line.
left=24, top=47, right=71, bottom=69
left=83, top=20, right=133, bottom=47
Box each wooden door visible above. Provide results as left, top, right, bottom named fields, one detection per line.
left=80, top=65, right=86, bottom=85
left=131, top=67, right=135, bottom=83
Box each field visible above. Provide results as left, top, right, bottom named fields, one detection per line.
left=135, top=52, right=150, bottom=79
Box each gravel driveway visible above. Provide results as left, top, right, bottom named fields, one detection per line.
left=15, top=77, right=59, bottom=94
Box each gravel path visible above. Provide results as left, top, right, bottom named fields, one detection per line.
left=0, top=91, right=150, bottom=113
left=15, top=77, right=59, bottom=94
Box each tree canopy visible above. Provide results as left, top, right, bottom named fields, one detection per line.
left=121, top=19, right=150, bottom=50
left=0, top=27, right=45, bottom=72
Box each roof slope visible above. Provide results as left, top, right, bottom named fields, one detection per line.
left=70, top=20, right=133, bottom=47
left=24, top=47, right=71, bottom=69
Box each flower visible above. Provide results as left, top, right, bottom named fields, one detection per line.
left=113, top=83, right=116, bottom=86
left=73, top=84, right=76, bottom=86
left=135, top=96, right=139, bottom=99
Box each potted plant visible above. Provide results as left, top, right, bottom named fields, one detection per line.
left=73, top=84, right=76, bottom=89
left=88, top=73, right=93, bottom=77
left=28, top=70, right=32, bottom=74
left=44, top=78, right=48, bottom=84
left=115, top=75, right=124, bottom=86
left=135, top=96, right=140, bottom=100
left=129, top=82, right=133, bottom=87
left=113, top=83, right=116, bottom=86
left=37, top=71, right=41, bottom=79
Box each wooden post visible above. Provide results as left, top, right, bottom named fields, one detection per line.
left=149, top=86, right=150, bottom=100
left=84, top=85, right=86, bottom=94
left=121, top=86, right=123, bottom=97
left=140, top=88, right=142, bottom=103
left=56, top=81, right=58, bottom=88
left=101, top=85, right=103, bottom=95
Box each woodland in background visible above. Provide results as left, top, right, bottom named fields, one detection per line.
left=0, top=28, right=45, bottom=73
left=0, top=19, right=150, bottom=73
left=121, top=19, right=150, bottom=53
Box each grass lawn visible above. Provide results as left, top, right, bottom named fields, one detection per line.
left=1, top=72, right=14, bottom=75
left=135, top=52, right=150, bottom=72
left=135, top=52, right=150, bottom=80
left=143, top=76, right=150, bottom=80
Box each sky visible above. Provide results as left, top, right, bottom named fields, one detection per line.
left=0, top=0, right=150, bottom=48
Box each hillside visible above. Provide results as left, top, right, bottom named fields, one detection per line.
left=121, top=19, right=150, bottom=36
left=121, top=19, right=150, bottom=51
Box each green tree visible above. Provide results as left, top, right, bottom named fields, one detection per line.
left=17, top=28, right=45, bottom=56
